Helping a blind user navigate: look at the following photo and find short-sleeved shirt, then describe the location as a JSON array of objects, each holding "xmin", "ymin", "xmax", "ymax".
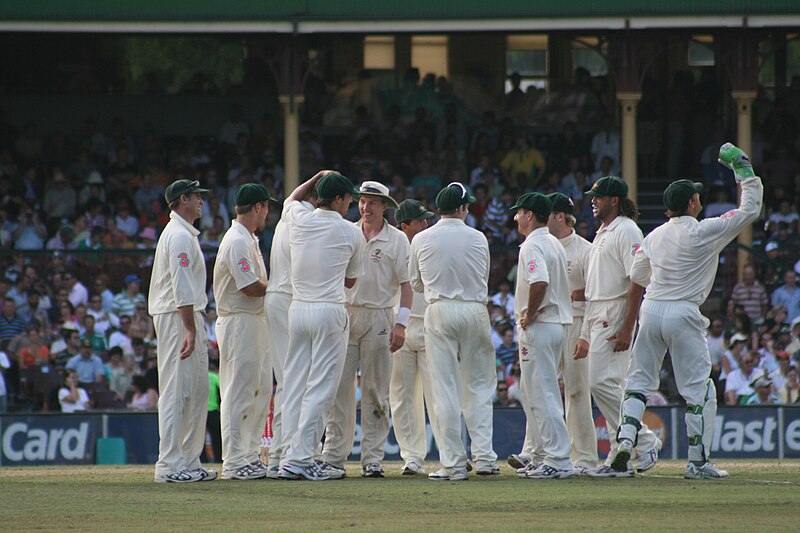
[
  {"xmin": 347, "ymin": 220, "xmax": 410, "ymax": 309},
  {"xmin": 558, "ymin": 230, "xmax": 591, "ymax": 317},
  {"xmin": 213, "ymin": 220, "xmax": 267, "ymax": 316},
  {"xmin": 514, "ymin": 227, "xmax": 573, "ymax": 325},
  {"xmin": 267, "ymin": 219, "xmax": 292, "ymax": 296},
  {"xmin": 66, "ymin": 353, "xmax": 105, "ymax": 382},
  {"xmin": 283, "ymin": 201, "xmax": 364, "ymax": 304},
  {"xmin": 148, "ymin": 211, "xmax": 208, "ymax": 315},
  {"xmin": 59, "ymin": 387, "xmax": 90, "ymax": 413},
  {"xmin": 410, "ymin": 218, "xmax": 490, "ymax": 305},
  {"xmin": 585, "ymin": 215, "xmax": 643, "ymax": 302},
  {"xmin": 112, "ymin": 291, "xmax": 146, "ymax": 318}
]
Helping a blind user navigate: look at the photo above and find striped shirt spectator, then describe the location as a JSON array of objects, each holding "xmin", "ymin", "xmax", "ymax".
[
  {"xmin": 112, "ymin": 274, "xmax": 146, "ymax": 318},
  {"xmin": 0, "ymin": 298, "xmax": 28, "ymax": 341},
  {"xmin": 731, "ymin": 265, "xmax": 769, "ymax": 324}
]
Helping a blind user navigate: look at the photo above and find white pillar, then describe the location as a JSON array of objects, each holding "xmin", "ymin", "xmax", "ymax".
[
  {"xmin": 279, "ymin": 95, "xmax": 305, "ymax": 196},
  {"xmin": 617, "ymin": 92, "xmax": 641, "ymax": 203},
  {"xmin": 732, "ymin": 90, "xmax": 757, "ymax": 282}
]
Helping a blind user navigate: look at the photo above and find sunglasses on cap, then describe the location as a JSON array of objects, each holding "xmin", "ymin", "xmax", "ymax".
[{"xmin": 447, "ymin": 182, "xmax": 468, "ymax": 198}]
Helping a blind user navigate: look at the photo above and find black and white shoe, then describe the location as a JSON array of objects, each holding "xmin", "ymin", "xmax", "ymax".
[
  {"xmin": 279, "ymin": 462, "xmax": 330, "ymax": 481},
  {"xmin": 361, "ymin": 462, "xmax": 385, "ymax": 478}
]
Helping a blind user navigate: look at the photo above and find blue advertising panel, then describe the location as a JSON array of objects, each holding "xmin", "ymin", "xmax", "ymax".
[
  {"xmin": 783, "ymin": 407, "xmax": 800, "ymax": 459},
  {"xmin": 106, "ymin": 413, "xmax": 160, "ymax": 465},
  {"xmin": 0, "ymin": 414, "xmax": 99, "ymax": 466},
  {"xmin": 675, "ymin": 407, "xmax": 781, "ymax": 459}
]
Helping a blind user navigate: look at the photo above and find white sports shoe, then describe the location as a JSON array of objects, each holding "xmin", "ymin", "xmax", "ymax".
[
  {"xmin": 361, "ymin": 463, "xmax": 385, "ymax": 478},
  {"xmin": 475, "ymin": 462, "xmax": 501, "ymax": 476},
  {"xmin": 610, "ymin": 439, "xmax": 634, "ymax": 473},
  {"xmin": 266, "ymin": 464, "xmax": 280, "ymax": 479},
  {"xmin": 221, "ymin": 463, "xmax": 266, "ymax": 480},
  {"xmin": 684, "ymin": 462, "xmax": 729, "ymax": 479},
  {"xmin": 401, "ymin": 461, "xmax": 425, "ymax": 475},
  {"xmin": 507, "ymin": 454, "xmax": 531, "ymax": 470},
  {"xmin": 279, "ymin": 462, "xmax": 330, "ymax": 481},
  {"xmin": 155, "ymin": 468, "xmax": 204, "ymax": 483},
  {"xmin": 428, "ymin": 467, "xmax": 468, "ymax": 481},
  {"xmin": 526, "ymin": 464, "xmax": 575, "ymax": 480},
  {"xmin": 587, "ymin": 464, "xmax": 634, "ymax": 478},
  {"xmin": 637, "ymin": 439, "xmax": 662, "ymax": 472},
  {"xmin": 319, "ymin": 461, "xmax": 347, "ymax": 480}
]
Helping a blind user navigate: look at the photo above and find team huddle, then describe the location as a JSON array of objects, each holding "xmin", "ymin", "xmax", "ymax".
[{"xmin": 148, "ymin": 142, "xmax": 763, "ymax": 483}]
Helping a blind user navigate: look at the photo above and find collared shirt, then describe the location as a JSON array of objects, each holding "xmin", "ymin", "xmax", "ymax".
[
  {"xmin": 66, "ymin": 353, "xmax": 105, "ymax": 382},
  {"xmin": 630, "ymin": 178, "xmax": 763, "ymax": 305},
  {"xmin": 213, "ymin": 220, "xmax": 268, "ymax": 316},
  {"xmin": 410, "ymin": 218, "xmax": 490, "ymax": 305},
  {"xmin": 0, "ymin": 313, "xmax": 27, "ymax": 340},
  {"xmin": 283, "ymin": 201, "xmax": 364, "ymax": 304},
  {"xmin": 514, "ymin": 227, "xmax": 573, "ymax": 325},
  {"xmin": 585, "ymin": 215, "xmax": 643, "ymax": 302},
  {"xmin": 348, "ymin": 220, "xmax": 410, "ymax": 309},
  {"xmin": 266, "ymin": 219, "xmax": 292, "ymax": 296},
  {"xmin": 558, "ymin": 230, "xmax": 591, "ymax": 317},
  {"xmin": 771, "ymin": 284, "xmax": 800, "ymax": 324},
  {"xmin": 148, "ymin": 210, "xmax": 208, "ymax": 315}
]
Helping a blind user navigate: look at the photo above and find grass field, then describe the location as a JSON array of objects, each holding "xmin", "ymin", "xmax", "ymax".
[{"xmin": 2, "ymin": 460, "xmax": 799, "ymax": 532}]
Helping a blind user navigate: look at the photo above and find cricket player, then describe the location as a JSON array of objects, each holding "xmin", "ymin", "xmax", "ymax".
[
  {"xmin": 264, "ymin": 217, "xmax": 292, "ymax": 479},
  {"xmin": 322, "ymin": 181, "xmax": 412, "ymax": 479},
  {"xmin": 576, "ymin": 176, "xmax": 661, "ymax": 477},
  {"xmin": 279, "ymin": 171, "xmax": 365, "ymax": 481},
  {"xmin": 610, "ymin": 143, "xmax": 763, "ymax": 479},
  {"xmin": 150, "ymin": 178, "xmax": 214, "ymax": 483},
  {"xmin": 546, "ymin": 192, "xmax": 598, "ymax": 473},
  {"xmin": 389, "ymin": 199, "xmax": 436, "ymax": 476},
  {"xmin": 410, "ymin": 182, "xmax": 499, "ymax": 481},
  {"xmin": 214, "ymin": 183, "xmax": 275, "ymax": 480},
  {"xmin": 511, "ymin": 192, "xmax": 574, "ymax": 479}
]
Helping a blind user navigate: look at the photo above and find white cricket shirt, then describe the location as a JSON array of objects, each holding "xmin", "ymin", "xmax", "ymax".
[
  {"xmin": 213, "ymin": 220, "xmax": 267, "ymax": 316},
  {"xmin": 585, "ymin": 215, "xmax": 643, "ymax": 302},
  {"xmin": 267, "ymin": 219, "xmax": 292, "ymax": 296},
  {"xmin": 558, "ymin": 230, "xmax": 591, "ymax": 317},
  {"xmin": 347, "ymin": 220, "xmax": 410, "ymax": 309},
  {"xmin": 514, "ymin": 227, "xmax": 573, "ymax": 325}
]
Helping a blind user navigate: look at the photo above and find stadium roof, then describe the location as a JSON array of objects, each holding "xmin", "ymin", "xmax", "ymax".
[{"xmin": 1, "ymin": 0, "xmax": 798, "ymax": 33}]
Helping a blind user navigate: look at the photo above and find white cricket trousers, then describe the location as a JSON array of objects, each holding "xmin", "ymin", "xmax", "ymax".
[
  {"xmin": 586, "ymin": 299, "xmax": 658, "ymax": 457},
  {"xmin": 626, "ymin": 300, "xmax": 711, "ymax": 406},
  {"xmin": 562, "ymin": 317, "xmax": 598, "ymax": 468},
  {"xmin": 324, "ymin": 306, "xmax": 393, "ymax": 467},
  {"xmin": 265, "ymin": 291, "xmax": 291, "ymax": 465},
  {"xmin": 519, "ymin": 322, "xmax": 573, "ymax": 471},
  {"xmin": 389, "ymin": 316, "xmax": 436, "ymax": 466},
  {"xmin": 153, "ymin": 311, "xmax": 209, "ymax": 477},
  {"xmin": 217, "ymin": 311, "xmax": 271, "ymax": 473},
  {"xmin": 282, "ymin": 301, "xmax": 348, "ymax": 467},
  {"xmin": 424, "ymin": 300, "xmax": 497, "ymax": 469},
  {"xmin": 517, "ymin": 318, "xmax": 598, "ymax": 468}
]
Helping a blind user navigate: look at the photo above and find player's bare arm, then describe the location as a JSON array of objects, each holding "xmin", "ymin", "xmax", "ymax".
[
  {"xmin": 608, "ymin": 281, "xmax": 644, "ymax": 352},
  {"xmin": 571, "ymin": 288, "xmax": 586, "ymax": 302},
  {"xmin": 240, "ymin": 279, "xmax": 267, "ymax": 297},
  {"xmin": 287, "ymin": 169, "xmax": 336, "ymax": 203},
  {"xmin": 390, "ymin": 281, "xmax": 412, "ymax": 352},
  {"xmin": 177, "ymin": 304, "xmax": 196, "ymax": 359}
]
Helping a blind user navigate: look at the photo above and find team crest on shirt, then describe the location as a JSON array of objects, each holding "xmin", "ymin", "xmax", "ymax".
[
  {"xmin": 238, "ymin": 258, "xmax": 251, "ymax": 272},
  {"xmin": 370, "ymin": 248, "xmax": 383, "ymax": 263},
  {"xmin": 632, "ymin": 243, "xmax": 641, "ymax": 256},
  {"xmin": 721, "ymin": 210, "xmax": 736, "ymax": 220},
  {"xmin": 566, "ymin": 260, "xmax": 573, "ymax": 274},
  {"xmin": 528, "ymin": 260, "xmax": 537, "ymax": 273},
  {"xmin": 602, "ymin": 321, "xmax": 609, "ymax": 329},
  {"xmin": 177, "ymin": 252, "xmax": 190, "ymax": 267},
  {"xmin": 521, "ymin": 346, "xmax": 529, "ymax": 361}
]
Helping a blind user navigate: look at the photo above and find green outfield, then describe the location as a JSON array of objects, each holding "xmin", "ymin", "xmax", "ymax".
[{"xmin": 2, "ymin": 460, "xmax": 799, "ymax": 531}]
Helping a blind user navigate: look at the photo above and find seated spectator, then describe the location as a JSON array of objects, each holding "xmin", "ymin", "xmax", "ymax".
[
  {"xmin": 0, "ymin": 297, "xmax": 28, "ymax": 344},
  {"xmin": 777, "ymin": 364, "xmax": 799, "ymax": 404},
  {"xmin": 731, "ymin": 264, "xmax": 769, "ymax": 326},
  {"xmin": 92, "ymin": 274, "xmax": 115, "ymax": 314},
  {"xmin": 130, "ymin": 302, "xmax": 154, "ymax": 341},
  {"xmin": 771, "ymin": 270, "xmax": 800, "ymax": 324},
  {"xmin": 703, "ymin": 187, "xmax": 736, "ymax": 218},
  {"xmin": 65, "ymin": 338, "xmax": 105, "ymax": 384},
  {"xmin": 500, "ymin": 132, "xmax": 546, "ymax": 186},
  {"xmin": 114, "ymin": 201, "xmax": 139, "ymax": 239},
  {"xmin": 64, "ymin": 270, "xmax": 88, "ymax": 308},
  {"xmin": 112, "ymin": 274, "xmax": 146, "ymax": 318},
  {"xmin": 108, "ymin": 314, "xmax": 134, "ymax": 358},
  {"xmin": 58, "ymin": 369, "xmax": 91, "ymax": 413},
  {"xmin": 743, "ymin": 375, "xmax": 777, "ymax": 405},
  {"xmin": 82, "ymin": 314, "xmax": 107, "ymax": 354},
  {"xmin": 43, "ymin": 171, "xmax": 77, "ymax": 224},
  {"xmin": 17, "ymin": 326, "xmax": 50, "ymax": 368},
  {"xmin": 128, "ymin": 375, "xmax": 158, "ymax": 410},
  {"xmin": 724, "ymin": 350, "xmax": 762, "ymax": 405},
  {"xmin": 493, "ymin": 382, "xmax": 520, "ymax": 408},
  {"xmin": 11, "ymin": 204, "xmax": 46, "ymax": 250},
  {"xmin": 495, "ymin": 327, "xmax": 518, "ymax": 370},
  {"xmin": 490, "ymin": 279, "xmax": 515, "ymax": 318},
  {"xmin": 107, "ymin": 347, "xmax": 134, "ymax": 399}
]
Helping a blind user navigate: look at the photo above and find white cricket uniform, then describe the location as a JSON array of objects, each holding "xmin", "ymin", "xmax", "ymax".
[
  {"xmin": 622, "ymin": 178, "xmax": 763, "ymax": 458},
  {"xmin": 265, "ymin": 219, "xmax": 292, "ymax": 466},
  {"xmin": 514, "ymin": 227, "xmax": 573, "ymax": 471},
  {"xmin": 582, "ymin": 215, "xmax": 659, "ymax": 457},
  {"xmin": 149, "ymin": 210, "xmax": 209, "ymax": 479},
  {"xmin": 213, "ymin": 220, "xmax": 271, "ymax": 475},
  {"xmin": 410, "ymin": 218, "xmax": 497, "ymax": 470},
  {"xmin": 389, "ymin": 277, "xmax": 436, "ymax": 467},
  {"xmin": 281, "ymin": 201, "xmax": 365, "ymax": 468},
  {"xmin": 323, "ymin": 220, "xmax": 409, "ymax": 467}
]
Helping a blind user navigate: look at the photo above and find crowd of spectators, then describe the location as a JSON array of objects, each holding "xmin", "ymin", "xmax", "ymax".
[{"xmin": 0, "ymin": 67, "xmax": 799, "ymax": 411}]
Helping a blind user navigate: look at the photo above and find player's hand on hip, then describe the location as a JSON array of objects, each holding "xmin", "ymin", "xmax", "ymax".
[
  {"xmin": 180, "ymin": 330, "xmax": 196, "ymax": 360},
  {"xmin": 573, "ymin": 339, "xmax": 589, "ymax": 359},
  {"xmin": 389, "ymin": 324, "xmax": 406, "ymax": 353},
  {"xmin": 608, "ymin": 329, "xmax": 632, "ymax": 352}
]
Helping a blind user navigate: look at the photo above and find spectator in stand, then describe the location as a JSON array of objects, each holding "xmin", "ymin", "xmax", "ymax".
[
  {"xmin": 0, "ymin": 297, "xmax": 27, "ymax": 346},
  {"xmin": 495, "ymin": 327, "xmax": 518, "ymax": 370},
  {"xmin": 17, "ymin": 326, "xmax": 50, "ymax": 368},
  {"xmin": 490, "ymin": 279, "xmax": 515, "ymax": 319},
  {"xmin": 12, "ymin": 204, "xmax": 46, "ymax": 250},
  {"xmin": 707, "ymin": 318, "xmax": 726, "ymax": 392},
  {"xmin": 703, "ymin": 187, "xmax": 737, "ymax": 218},
  {"xmin": 500, "ymin": 132, "xmax": 546, "ymax": 187},
  {"xmin": 128, "ymin": 375, "xmax": 159, "ymax": 410},
  {"xmin": 82, "ymin": 314, "xmax": 107, "ymax": 354},
  {"xmin": 112, "ymin": 274, "xmax": 146, "ymax": 318},
  {"xmin": 771, "ymin": 351, "xmax": 793, "ymax": 393},
  {"xmin": 131, "ymin": 301, "xmax": 154, "ymax": 342},
  {"xmin": 108, "ymin": 314, "xmax": 134, "ymax": 358},
  {"xmin": 92, "ymin": 274, "xmax": 114, "ymax": 314},
  {"xmin": 589, "ymin": 155, "xmax": 614, "ymax": 186},
  {"xmin": 200, "ymin": 193, "xmax": 231, "ymax": 231},
  {"xmin": 77, "ymin": 226, "xmax": 105, "ymax": 263},
  {"xmin": 787, "ymin": 318, "xmax": 800, "ymax": 356},
  {"xmin": 763, "ymin": 305, "xmax": 790, "ymax": 338},
  {"xmin": 589, "ymin": 114, "xmax": 621, "ymax": 175},
  {"xmin": 78, "ymin": 171, "xmax": 105, "ymax": 208},
  {"xmin": 483, "ymin": 188, "xmax": 514, "ymax": 241},
  {"xmin": 108, "ymin": 347, "xmax": 135, "ymax": 400},
  {"xmin": 766, "ymin": 199, "xmax": 799, "ymax": 236},
  {"xmin": 63, "ymin": 270, "xmax": 88, "ymax": 308},
  {"xmin": 493, "ymin": 382, "xmax": 521, "ymax": 407},
  {"xmin": 52, "ymin": 328, "xmax": 81, "ymax": 371},
  {"xmin": 6, "ymin": 267, "xmax": 34, "ymax": 320},
  {"xmin": 46, "ymin": 225, "xmax": 78, "ymax": 251},
  {"xmin": 43, "ymin": 171, "xmax": 78, "ymax": 225},
  {"xmin": 58, "ymin": 369, "xmax": 91, "ymax": 413},
  {"xmin": 771, "ymin": 270, "xmax": 800, "ymax": 324},
  {"xmin": 743, "ymin": 375, "xmax": 777, "ymax": 405},
  {"xmin": 66, "ymin": 338, "xmax": 105, "ymax": 384},
  {"xmin": 87, "ymin": 291, "xmax": 117, "ymax": 336},
  {"xmin": 778, "ymin": 364, "xmax": 799, "ymax": 404},
  {"xmin": 115, "ymin": 201, "xmax": 139, "ymax": 239},
  {"xmin": 725, "ymin": 350, "xmax": 763, "ymax": 405},
  {"xmin": 134, "ymin": 173, "xmax": 165, "ymax": 215},
  {"xmin": 0, "ymin": 350, "xmax": 9, "ymax": 412},
  {"xmin": 731, "ymin": 265, "xmax": 769, "ymax": 325}
]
